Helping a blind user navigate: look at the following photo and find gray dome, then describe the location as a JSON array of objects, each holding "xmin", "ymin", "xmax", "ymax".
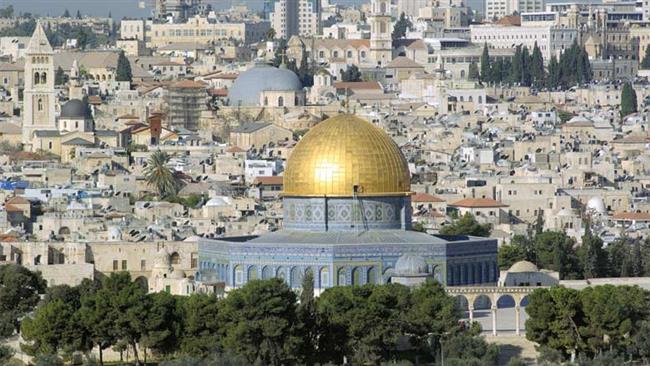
[
  {"xmin": 60, "ymin": 99, "xmax": 91, "ymax": 119},
  {"xmin": 395, "ymin": 254, "xmax": 429, "ymax": 276},
  {"xmin": 228, "ymin": 63, "xmax": 303, "ymax": 107}
]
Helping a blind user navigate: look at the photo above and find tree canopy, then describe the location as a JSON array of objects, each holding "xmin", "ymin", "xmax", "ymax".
[
  {"xmin": 391, "ymin": 12, "xmax": 412, "ymax": 41},
  {"xmin": 620, "ymin": 82, "xmax": 638, "ymax": 117},
  {"xmin": 115, "ymin": 51, "xmax": 133, "ymax": 82},
  {"xmin": 440, "ymin": 212, "xmax": 492, "ymax": 237}
]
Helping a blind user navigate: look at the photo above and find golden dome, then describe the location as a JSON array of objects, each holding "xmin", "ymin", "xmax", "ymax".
[{"xmin": 283, "ymin": 114, "xmax": 411, "ymax": 197}]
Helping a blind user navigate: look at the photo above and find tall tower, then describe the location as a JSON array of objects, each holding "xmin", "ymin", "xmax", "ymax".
[
  {"xmin": 370, "ymin": 0, "xmax": 393, "ymax": 67},
  {"xmin": 23, "ymin": 21, "xmax": 56, "ymax": 147}
]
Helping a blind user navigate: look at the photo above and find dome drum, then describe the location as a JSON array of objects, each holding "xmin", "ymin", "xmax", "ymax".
[{"xmin": 283, "ymin": 196, "xmax": 412, "ymax": 232}]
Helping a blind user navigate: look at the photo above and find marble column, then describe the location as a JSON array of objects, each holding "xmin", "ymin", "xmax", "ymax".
[
  {"xmin": 515, "ymin": 305, "xmax": 521, "ymax": 336},
  {"xmin": 468, "ymin": 303, "xmax": 474, "ymax": 323},
  {"xmin": 491, "ymin": 305, "xmax": 498, "ymax": 336}
]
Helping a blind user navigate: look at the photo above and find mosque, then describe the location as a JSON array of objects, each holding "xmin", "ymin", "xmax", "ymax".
[{"xmin": 197, "ymin": 114, "xmax": 498, "ymax": 293}]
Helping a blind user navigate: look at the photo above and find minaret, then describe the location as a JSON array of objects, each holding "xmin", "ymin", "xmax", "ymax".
[
  {"xmin": 23, "ymin": 21, "xmax": 56, "ymax": 148},
  {"xmin": 369, "ymin": 0, "xmax": 393, "ymax": 67}
]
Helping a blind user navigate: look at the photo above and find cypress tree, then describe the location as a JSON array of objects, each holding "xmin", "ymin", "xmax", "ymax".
[
  {"xmin": 530, "ymin": 42, "xmax": 545, "ymax": 88},
  {"xmin": 546, "ymin": 55, "xmax": 559, "ymax": 89},
  {"xmin": 468, "ymin": 61, "xmax": 479, "ymax": 80},
  {"xmin": 642, "ymin": 45, "xmax": 650, "ymax": 69},
  {"xmin": 480, "ymin": 43, "xmax": 491, "ymax": 83},
  {"xmin": 620, "ymin": 82, "xmax": 638, "ymax": 117},
  {"xmin": 510, "ymin": 46, "xmax": 523, "ymax": 85},
  {"xmin": 115, "ymin": 51, "xmax": 132, "ymax": 82},
  {"xmin": 521, "ymin": 46, "xmax": 531, "ymax": 86}
]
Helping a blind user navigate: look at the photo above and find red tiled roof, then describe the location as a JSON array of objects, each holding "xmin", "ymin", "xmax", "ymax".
[
  {"xmin": 412, "ymin": 192, "xmax": 445, "ymax": 203},
  {"xmin": 612, "ymin": 212, "xmax": 650, "ymax": 221},
  {"xmin": 451, "ymin": 198, "xmax": 508, "ymax": 208}
]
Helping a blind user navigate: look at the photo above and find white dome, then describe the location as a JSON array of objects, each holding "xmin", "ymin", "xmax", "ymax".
[
  {"xmin": 395, "ymin": 254, "xmax": 429, "ymax": 276},
  {"xmin": 587, "ymin": 196, "xmax": 606, "ymax": 214},
  {"xmin": 107, "ymin": 226, "xmax": 122, "ymax": 241},
  {"xmin": 508, "ymin": 260, "xmax": 539, "ymax": 273},
  {"xmin": 205, "ymin": 196, "xmax": 230, "ymax": 207}
]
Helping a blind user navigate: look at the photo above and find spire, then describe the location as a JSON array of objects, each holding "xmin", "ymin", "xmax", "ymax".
[{"xmin": 26, "ymin": 21, "xmax": 53, "ymax": 55}]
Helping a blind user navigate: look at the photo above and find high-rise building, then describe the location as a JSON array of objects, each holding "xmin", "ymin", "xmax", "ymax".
[
  {"xmin": 270, "ymin": 0, "xmax": 320, "ymax": 39},
  {"xmin": 370, "ymin": 0, "xmax": 393, "ymax": 66},
  {"xmin": 485, "ymin": 0, "xmax": 544, "ymax": 20},
  {"xmin": 152, "ymin": 0, "xmax": 204, "ymax": 21},
  {"xmin": 23, "ymin": 21, "xmax": 56, "ymax": 147}
]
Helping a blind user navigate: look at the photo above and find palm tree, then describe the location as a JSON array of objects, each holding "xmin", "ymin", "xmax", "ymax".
[{"xmin": 144, "ymin": 150, "xmax": 181, "ymax": 198}]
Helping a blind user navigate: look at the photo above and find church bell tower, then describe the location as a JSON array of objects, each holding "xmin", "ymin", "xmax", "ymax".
[
  {"xmin": 23, "ymin": 21, "xmax": 56, "ymax": 147},
  {"xmin": 369, "ymin": 0, "xmax": 393, "ymax": 67}
]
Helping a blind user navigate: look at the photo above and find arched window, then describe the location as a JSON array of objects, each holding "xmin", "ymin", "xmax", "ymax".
[
  {"xmin": 380, "ymin": 1, "xmax": 387, "ymax": 13},
  {"xmin": 290, "ymin": 267, "xmax": 303, "ymax": 288},
  {"xmin": 320, "ymin": 267, "xmax": 329, "ymax": 288},
  {"xmin": 461, "ymin": 70, "xmax": 466, "ymax": 79},
  {"xmin": 337, "ymin": 267, "xmax": 347, "ymax": 286},
  {"xmin": 380, "ymin": 21, "xmax": 386, "ymax": 34},
  {"xmin": 278, "ymin": 96, "xmax": 284, "ymax": 107},
  {"xmin": 34, "ymin": 72, "xmax": 40, "ymax": 85},
  {"xmin": 478, "ymin": 96, "xmax": 483, "ymax": 104},
  {"xmin": 361, "ymin": 51, "xmax": 367, "ymax": 58},
  {"xmin": 248, "ymin": 266, "xmax": 258, "ymax": 281},
  {"xmin": 170, "ymin": 252, "xmax": 180, "ymax": 264},
  {"xmin": 75, "ymin": 121, "xmax": 79, "ymax": 129},
  {"xmin": 333, "ymin": 51, "xmax": 339, "ymax": 58},
  {"xmin": 347, "ymin": 50, "xmax": 353, "ymax": 58},
  {"xmin": 40, "ymin": 72, "xmax": 47, "ymax": 84},
  {"xmin": 261, "ymin": 266, "xmax": 272, "ymax": 279},
  {"xmin": 351, "ymin": 267, "xmax": 361, "ymax": 286},
  {"xmin": 319, "ymin": 50, "xmax": 325, "ymax": 58},
  {"xmin": 48, "ymin": 141, "xmax": 52, "ymax": 150},
  {"xmin": 264, "ymin": 97, "xmax": 268, "ymax": 106},
  {"xmin": 37, "ymin": 98, "xmax": 43, "ymax": 111},
  {"xmin": 234, "ymin": 265, "xmax": 244, "ymax": 285},
  {"xmin": 469, "ymin": 96, "xmax": 473, "ymax": 102},
  {"xmin": 367, "ymin": 267, "xmax": 377, "ymax": 284}
]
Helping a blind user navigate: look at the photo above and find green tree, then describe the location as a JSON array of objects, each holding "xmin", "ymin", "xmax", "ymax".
[
  {"xmin": 533, "ymin": 231, "xmax": 580, "ymax": 279},
  {"xmin": 530, "ymin": 42, "xmax": 545, "ymax": 88},
  {"xmin": 405, "ymin": 281, "xmax": 459, "ymax": 361},
  {"xmin": 480, "ymin": 43, "xmax": 491, "ymax": 83},
  {"xmin": 298, "ymin": 271, "xmax": 319, "ymax": 365},
  {"xmin": 521, "ymin": 46, "xmax": 532, "ymax": 86},
  {"xmin": 546, "ymin": 55, "xmax": 560, "ymax": 89},
  {"xmin": 78, "ymin": 284, "xmax": 116, "ymax": 365},
  {"xmin": 219, "ymin": 278, "xmax": 302, "ymax": 366},
  {"xmin": 0, "ymin": 5, "xmax": 14, "ymax": 18},
  {"xmin": 577, "ymin": 222, "xmax": 608, "ymax": 278},
  {"xmin": 620, "ymin": 82, "xmax": 637, "ymax": 117},
  {"xmin": 0, "ymin": 264, "xmax": 46, "ymax": 338},
  {"xmin": 443, "ymin": 331, "xmax": 499, "ymax": 365},
  {"xmin": 76, "ymin": 10, "xmax": 82, "ymax": 19},
  {"xmin": 498, "ymin": 243, "xmax": 526, "ymax": 270},
  {"xmin": 632, "ymin": 320, "xmax": 650, "ymax": 362},
  {"xmin": 115, "ymin": 51, "xmax": 132, "ymax": 82},
  {"xmin": 440, "ymin": 212, "xmax": 492, "ymax": 237},
  {"xmin": 0, "ymin": 345, "xmax": 14, "ymax": 364},
  {"xmin": 54, "ymin": 66, "xmax": 69, "ymax": 85},
  {"xmin": 179, "ymin": 294, "xmax": 221, "ymax": 357},
  {"xmin": 579, "ymin": 285, "xmax": 648, "ymax": 357},
  {"xmin": 340, "ymin": 64, "xmax": 362, "ymax": 82},
  {"xmin": 62, "ymin": 9, "xmax": 71, "ymax": 18},
  {"xmin": 144, "ymin": 150, "xmax": 182, "ymax": 198},
  {"xmin": 108, "ymin": 273, "xmax": 148, "ymax": 364},
  {"xmin": 265, "ymin": 28, "xmax": 276, "ymax": 41},
  {"xmin": 20, "ymin": 298, "xmax": 88, "ymax": 356},
  {"xmin": 642, "ymin": 45, "xmax": 650, "ymax": 69},
  {"xmin": 140, "ymin": 292, "xmax": 181, "ymax": 361},
  {"xmin": 468, "ymin": 61, "xmax": 479, "ymax": 81},
  {"xmin": 510, "ymin": 46, "xmax": 523, "ymax": 85},
  {"xmin": 526, "ymin": 286, "xmax": 584, "ymax": 360},
  {"xmin": 392, "ymin": 12, "xmax": 412, "ymax": 41}
]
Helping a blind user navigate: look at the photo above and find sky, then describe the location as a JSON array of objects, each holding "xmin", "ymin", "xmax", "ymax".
[{"xmin": 4, "ymin": 0, "xmax": 369, "ymax": 19}]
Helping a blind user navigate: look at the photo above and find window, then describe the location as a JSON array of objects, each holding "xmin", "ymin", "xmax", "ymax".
[
  {"xmin": 41, "ymin": 72, "xmax": 46, "ymax": 84},
  {"xmin": 141, "ymin": 260, "xmax": 146, "ymax": 271},
  {"xmin": 113, "ymin": 260, "xmax": 118, "ymax": 270},
  {"xmin": 37, "ymin": 98, "xmax": 43, "ymax": 111},
  {"xmin": 34, "ymin": 72, "xmax": 40, "ymax": 85},
  {"xmin": 121, "ymin": 260, "xmax": 127, "ymax": 270},
  {"xmin": 278, "ymin": 96, "xmax": 284, "ymax": 107}
]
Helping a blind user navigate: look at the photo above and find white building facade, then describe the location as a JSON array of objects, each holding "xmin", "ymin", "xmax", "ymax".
[{"xmin": 470, "ymin": 25, "xmax": 577, "ymax": 60}]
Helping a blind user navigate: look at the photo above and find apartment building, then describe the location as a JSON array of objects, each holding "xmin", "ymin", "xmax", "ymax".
[
  {"xmin": 485, "ymin": 0, "xmax": 545, "ymax": 20},
  {"xmin": 270, "ymin": 0, "xmax": 320, "ymax": 39},
  {"xmin": 470, "ymin": 24, "xmax": 577, "ymax": 60}
]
